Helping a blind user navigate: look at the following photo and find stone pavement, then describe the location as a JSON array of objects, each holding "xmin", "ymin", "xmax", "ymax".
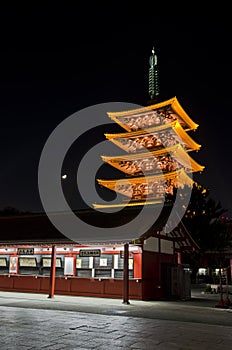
[{"xmin": 0, "ymin": 289, "xmax": 231, "ymax": 349}]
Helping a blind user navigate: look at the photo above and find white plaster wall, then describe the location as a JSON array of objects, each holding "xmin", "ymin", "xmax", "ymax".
[
  {"xmin": 161, "ymin": 239, "xmax": 173, "ymax": 254},
  {"xmin": 143, "ymin": 237, "xmax": 159, "ymax": 252},
  {"xmin": 143, "ymin": 237, "xmax": 174, "ymax": 254}
]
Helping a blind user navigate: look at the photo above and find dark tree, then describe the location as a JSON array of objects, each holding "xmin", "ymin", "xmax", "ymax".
[
  {"xmin": 179, "ymin": 183, "xmax": 232, "ymax": 282},
  {"xmin": 182, "ymin": 183, "xmax": 229, "ymax": 251},
  {"xmin": 0, "ymin": 206, "xmax": 31, "ymax": 216}
]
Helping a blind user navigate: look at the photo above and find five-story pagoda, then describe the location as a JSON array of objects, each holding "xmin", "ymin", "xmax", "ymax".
[{"xmin": 94, "ymin": 48, "xmax": 204, "ymax": 210}]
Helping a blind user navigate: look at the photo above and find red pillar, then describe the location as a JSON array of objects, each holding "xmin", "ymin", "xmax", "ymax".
[
  {"xmin": 133, "ymin": 253, "xmax": 142, "ymax": 279},
  {"xmin": 177, "ymin": 252, "xmax": 181, "ymax": 265},
  {"xmin": 123, "ymin": 243, "xmax": 130, "ymax": 304},
  {"xmin": 48, "ymin": 245, "xmax": 56, "ymax": 298}
]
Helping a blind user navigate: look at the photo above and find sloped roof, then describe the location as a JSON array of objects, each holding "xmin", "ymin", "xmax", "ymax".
[
  {"xmin": 107, "ymin": 97, "xmax": 198, "ymax": 132},
  {"xmin": 105, "ymin": 121, "xmax": 201, "ymax": 153},
  {"xmin": 101, "ymin": 144, "xmax": 204, "ymax": 176},
  {"xmin": 151, "ymin": 220, "xmax": 200, "ymax": 252},
  {"xmin": 0, "ymin": 207, "xmax": 164, "ymax": 245},
  {"xmin": 97, "ymin": 168, "xmax": 194, "ymax": 201},
  {"xmin": 0, "ymin": 206, "xmax": 199, "ymax": 253}
]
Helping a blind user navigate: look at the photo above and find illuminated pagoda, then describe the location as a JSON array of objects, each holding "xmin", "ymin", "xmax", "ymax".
[{"xmin": 94, "ymin": 48, "xmax": 204, "ymax": 209}]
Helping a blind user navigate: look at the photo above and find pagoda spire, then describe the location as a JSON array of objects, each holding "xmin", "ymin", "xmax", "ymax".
[{"xmin": 148, "ymin": 47, "xmax": 160, "ymax": 104}]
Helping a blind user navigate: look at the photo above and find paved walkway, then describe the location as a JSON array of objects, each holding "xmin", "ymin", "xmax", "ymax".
[{"xmin": 0, "ymin": 290, "xmax": 231, "ymax": 349}]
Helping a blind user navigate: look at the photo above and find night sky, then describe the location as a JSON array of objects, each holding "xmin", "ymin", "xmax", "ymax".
[{"xmin": 1, "ymin": 10, "xmax": 232, "ymax": 216}]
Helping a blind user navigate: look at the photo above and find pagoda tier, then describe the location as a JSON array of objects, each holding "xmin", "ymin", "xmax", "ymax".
[
  {"xmin": 97, "ymin": 168, "xmax": 194, "ymax": 202},
  {"xmin": 101, "ymin": 144, "xmax": 204, "ymax": 176},
  {"xmin": 105, "ymin": 121, "xmax": 201, "ymax": 153},
  {"xmin": 107, "ymin": 97, "xmax": 198, "ymax": 132}
]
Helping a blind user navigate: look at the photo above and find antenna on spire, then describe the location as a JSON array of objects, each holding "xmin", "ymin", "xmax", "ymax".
[{"xmin": 148, "ymin": 46, "xmax": 160, "ymax": 104}]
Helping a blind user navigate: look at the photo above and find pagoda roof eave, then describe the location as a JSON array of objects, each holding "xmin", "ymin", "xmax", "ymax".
[
  {"xmin": 93, "ymin": 199, "xmax": 163, "ymax": 209},
  {"xmin": 105, "ymin": 121, "xmax": 202, "ymax": 153},
  {"xmin": 97, "ymin": 168, "xmax": 195, "ymax": 191},
  {"xmin": 101, "ymin": 144, "xmax": 205, "ymax": 174},
  {"xmin": 107, "ymin": 96, "xmax": 198, "ymax": 131}
]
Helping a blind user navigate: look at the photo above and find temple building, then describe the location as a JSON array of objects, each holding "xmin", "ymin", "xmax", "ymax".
[{"xmin": 0, "ymin": 48, "xmax": 206, "ymax": 301}]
